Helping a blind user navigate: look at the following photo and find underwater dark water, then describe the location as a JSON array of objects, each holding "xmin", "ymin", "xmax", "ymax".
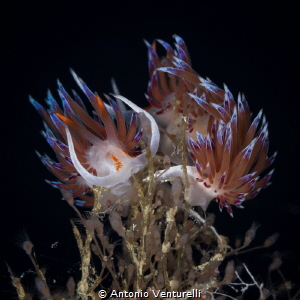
[{"xmin": 1, "ymin": 3, "xmax": 299, "ymax": 299}]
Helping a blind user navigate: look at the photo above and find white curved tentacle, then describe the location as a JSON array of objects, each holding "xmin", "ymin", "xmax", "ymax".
[
  {"xmin": 66, "ymin": 128, "xmax": 142, "ymax": 188},
  {"xmin": 65, "ymin": 95, "xmax": 160, "ymax": 189}
]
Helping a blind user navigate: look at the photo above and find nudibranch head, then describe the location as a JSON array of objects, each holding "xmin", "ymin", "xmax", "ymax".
[{"xmin": 31, "ymin": 70, "xmax": 159, "ymax": 206}]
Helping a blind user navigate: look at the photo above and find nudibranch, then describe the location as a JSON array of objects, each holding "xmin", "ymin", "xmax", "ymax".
[
  {"xmin": 144, "ymin": 35, "xmax": 226, "ymax": 162},
  {"xmin": 31, "ymin": 70, "xmax": 159, "ymax": 207},
  {"xmin": 155, "ymin": 96, "xmax": 276, "ymax": 215},
  {"xmin": 31, "ymin": 35, "xmax": 275, "ymax": 215},
  {"xmin": 149, "ymin": 36, "xmax": 276, "ymax": 215}
]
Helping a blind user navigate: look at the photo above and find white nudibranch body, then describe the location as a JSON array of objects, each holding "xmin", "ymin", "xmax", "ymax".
[{"xmin": 154, "ymin": 166, "xmax": 216, "ymax": 211}]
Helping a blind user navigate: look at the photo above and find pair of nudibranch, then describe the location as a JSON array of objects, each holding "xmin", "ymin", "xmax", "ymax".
[{"xmin": 30, "ymin": 35, "xmax": 276, "ymax": 216}]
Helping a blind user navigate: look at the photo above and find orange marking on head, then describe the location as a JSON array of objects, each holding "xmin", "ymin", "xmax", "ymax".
[{"xmin": 111, "ymin": 155, "xmax": 123, "ymax": 171}]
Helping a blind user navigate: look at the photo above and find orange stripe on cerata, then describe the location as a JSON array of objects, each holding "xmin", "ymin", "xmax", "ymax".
[
  {"xmin": 56, "ymin": 113, "xmax": 80, "ymax": 129},
  {"xmin": 56, "ymin": 113, "xmax": 71, "ymax": 124},
  {"xmin": 111, "ymin": 155, "xmax": 123, "ymax": 171}
]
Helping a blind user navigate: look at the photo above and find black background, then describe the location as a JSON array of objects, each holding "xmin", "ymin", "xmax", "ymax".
[{"xmin": 1, "ymin": 2, "xmax": 299, "ymax": 299}]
